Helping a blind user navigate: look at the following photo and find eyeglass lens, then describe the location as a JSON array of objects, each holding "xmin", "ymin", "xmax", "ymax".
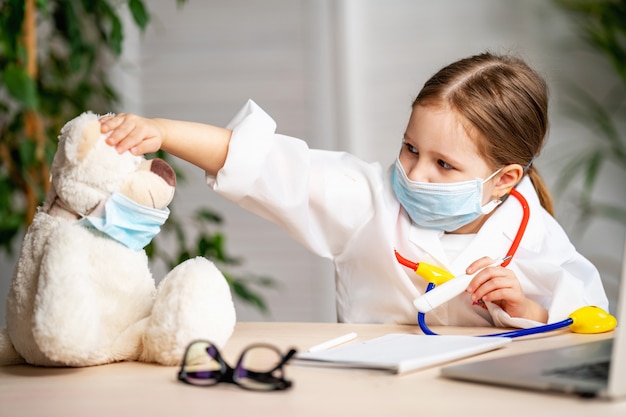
[
  {"xmin": 180, "ymin": 340, "xmax": 294, "ymax": 391},
  {"xmin": 180, "ymin": 341, "xmax": 224, "ymax": 386},
  {"xmin": 236, "ymin": 344, "xmax": 288, "ymax": 390}
]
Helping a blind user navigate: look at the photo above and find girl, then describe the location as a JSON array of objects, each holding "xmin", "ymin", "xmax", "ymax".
[{"xmin": 100, "ymin": 52, "xmax": 608, "ymax": 328}]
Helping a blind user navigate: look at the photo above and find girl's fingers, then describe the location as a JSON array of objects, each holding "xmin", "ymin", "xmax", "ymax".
[
  {"xmin": 469, "ymin": 275, "xmax": 510, "ymax": 302},
  {"xmin": 479, "ymin": 288, "xmax": 514, "ymax": 304},
  {"xmin": 98, "ymin": 114, "xmax": 115, "ymax": 126},
  {"xmin": 129, "ymin": 138, "xmax": 159, "ymax": 156},
  {"xmin": 100, "ymin": 114, "xmax": 143, "ymax": 153},
  {"xmin": 465, "ymin": 256, "xmax": 495, "ymax": 274},
  {"xmin": 99, "ymin": 113, "xmax": 162, "ymax": 155},
  {"xmin": 99, "ymin": 113, "xmax": 127, "ymax": 134},
  {"xmin": 466, "ymin": 264, "xmax": 499, "ymax": 291}
]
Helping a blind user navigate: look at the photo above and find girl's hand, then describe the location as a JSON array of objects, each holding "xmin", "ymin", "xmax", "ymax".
[
  {"xmin": 465, "ymin": 257, "xmax": 548, "ymax": 322},
  {"xmin": 100, "ymin": 113, "xmax": 166, "ymax": 155}
]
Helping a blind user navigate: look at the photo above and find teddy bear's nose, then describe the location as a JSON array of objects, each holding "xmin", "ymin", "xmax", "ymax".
[{"xmin": 150, "ymin": 158, "xmax": 176, "ymax": 187}]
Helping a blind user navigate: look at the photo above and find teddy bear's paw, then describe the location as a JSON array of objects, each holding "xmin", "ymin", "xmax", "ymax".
[
  {"xmin": 0, "ymin": 328, "xmax": 25, "ymax": 366},
  {"xmin": 140, "ymin": 257, "xmax": 236, "ymax": 365}
]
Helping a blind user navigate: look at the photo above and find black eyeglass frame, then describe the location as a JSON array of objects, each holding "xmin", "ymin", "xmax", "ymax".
[{"xmin": 178, "ymin": 340, "xmax": 297, "ymax": 391}]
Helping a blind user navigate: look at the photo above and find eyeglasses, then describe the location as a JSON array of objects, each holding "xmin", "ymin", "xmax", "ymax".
[{"xmin": 178, "ymin": 340, "xmax": 297, "ymax": 391}]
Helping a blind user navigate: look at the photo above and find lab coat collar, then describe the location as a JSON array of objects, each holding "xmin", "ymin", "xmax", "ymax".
[
  {"xmin": 408, "ymin": 226, "xmax": 448, "ymax": 265},
  {"xmin": 408, "ymin": 176, "xmax": 544, "ymax": 274},
  {"xmin": 498, "ymin": 176, "xmax": 545, "ymax": 254}
]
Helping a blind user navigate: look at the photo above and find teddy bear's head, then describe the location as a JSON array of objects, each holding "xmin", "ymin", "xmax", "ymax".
[{"xmin": 45, "ymin": 112, "xmax": 176, "ymax": 250}]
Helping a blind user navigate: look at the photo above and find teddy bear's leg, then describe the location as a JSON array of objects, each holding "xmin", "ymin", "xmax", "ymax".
[
  {"xmin": 32, "ymin": 237, "xmax": 102, "ymax": 364},
  {"xmin": 109, "ymin": 318, "xmax": 149, "ymax": 362},
  {"xmin": 140, "ymin": 257, "xmax": 236, "ymax": 366},
  {"xmin": 0, "ymin": 328, "xmax": 24, "ymax": 365}
]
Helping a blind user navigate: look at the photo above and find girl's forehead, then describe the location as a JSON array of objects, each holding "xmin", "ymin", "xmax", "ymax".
[{"xmin": 406, "ymin": 104, "xmax": 483, "ymax": 157}]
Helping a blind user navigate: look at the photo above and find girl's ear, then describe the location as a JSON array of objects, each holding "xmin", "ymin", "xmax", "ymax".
[{"xmin": 495, "ymin": 164, "xmax": 523, "ymax": 197}]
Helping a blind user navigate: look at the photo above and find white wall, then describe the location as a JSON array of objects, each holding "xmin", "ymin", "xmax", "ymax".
[{"xmin": 1, "ymin": 0, "xmax": 624, "ymax": 325}]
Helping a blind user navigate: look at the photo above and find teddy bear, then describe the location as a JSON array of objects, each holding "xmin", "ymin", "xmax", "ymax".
[{"xmin": 0, "ymin": 112, "xmax": 237, "ymax": 367}]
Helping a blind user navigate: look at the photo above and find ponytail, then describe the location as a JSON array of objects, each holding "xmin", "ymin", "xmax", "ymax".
[{"xmin": 526, "ymin": 167, "xmax": 554, "ymax": 216}]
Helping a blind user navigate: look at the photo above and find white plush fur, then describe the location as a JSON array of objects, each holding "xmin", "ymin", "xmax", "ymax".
[{"xmin": 0, "ymin": 112, "xmax": 236, "ymax": 367}]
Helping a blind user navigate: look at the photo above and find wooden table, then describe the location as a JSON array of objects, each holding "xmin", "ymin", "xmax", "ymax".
[{"xmin": 1, "ymin": 322, "xmax": 624, "ymax": 417}]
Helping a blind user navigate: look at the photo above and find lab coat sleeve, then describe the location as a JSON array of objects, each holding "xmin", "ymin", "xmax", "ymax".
[{"xmin": 205, "ymin": 100, "xmax": 382, "ymax": 258}]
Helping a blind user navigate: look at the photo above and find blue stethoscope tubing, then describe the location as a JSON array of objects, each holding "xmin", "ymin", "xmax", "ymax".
[
  {"xmin": 413, "ymin": 188, "xmax": 574, "ymax": 338},
  {"xmin": 417, "ymin": 282, "xmax": 574, "ymax": 338}
]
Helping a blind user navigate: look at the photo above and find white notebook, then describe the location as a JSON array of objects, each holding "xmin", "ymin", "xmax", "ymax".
[{"xmin": 294, "ymin": 333, "xmax": 511, "ymax": 374}]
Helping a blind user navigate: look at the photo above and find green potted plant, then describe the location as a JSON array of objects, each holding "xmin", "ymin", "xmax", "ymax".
[
  {"xmin": 552, "ymin": 0, "xmax": 626, "ymax": 228},
  {"xmin": 0, "ymin": 0, "xmax": 274, "ymax": 313}
]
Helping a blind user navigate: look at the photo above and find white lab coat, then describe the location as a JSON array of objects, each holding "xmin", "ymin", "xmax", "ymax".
[{"xmin": 207, "ymin": 100, "xmax": 609, "ymax": 328}]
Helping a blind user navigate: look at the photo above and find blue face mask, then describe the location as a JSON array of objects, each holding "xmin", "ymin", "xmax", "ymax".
[
  {"xmin": 392, "ymin": 159, "xmax": 502, "ymax": 232},
  {"xmin": 79, "ymin": 192, "xmax": 170, "ymax": 251}
]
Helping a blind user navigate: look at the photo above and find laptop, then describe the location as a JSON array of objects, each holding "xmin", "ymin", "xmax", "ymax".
[{"xmin": 441, "ymin": 237, "xmax": 626, "ymax": 399}]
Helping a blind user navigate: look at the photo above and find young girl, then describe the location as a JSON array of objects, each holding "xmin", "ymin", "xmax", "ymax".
[{"xmin": 100, "ymin": 52, "xmax": 608, "ymax": 329}]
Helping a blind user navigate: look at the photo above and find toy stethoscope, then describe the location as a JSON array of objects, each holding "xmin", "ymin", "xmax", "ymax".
[{"xmin": 396, "ymin": 188, "xmax": 617, "ymax": 338}]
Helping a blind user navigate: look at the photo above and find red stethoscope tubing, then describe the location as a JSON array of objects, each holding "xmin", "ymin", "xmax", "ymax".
[{"xmin": 500, "ymin": 188, "xmax": 529, "ymax": 266}]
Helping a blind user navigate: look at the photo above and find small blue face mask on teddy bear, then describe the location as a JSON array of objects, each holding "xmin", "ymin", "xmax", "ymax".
[{"xmin": 79, "ymin": 192, "xmax": 170, "ymax": 251}]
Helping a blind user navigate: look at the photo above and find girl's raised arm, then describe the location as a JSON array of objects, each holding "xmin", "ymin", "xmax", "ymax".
[{"xmin": 100, "ymin": 114, "xmax": 232, "ymax": 176}]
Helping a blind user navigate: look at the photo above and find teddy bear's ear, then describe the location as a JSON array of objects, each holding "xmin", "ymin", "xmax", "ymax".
[
  {"xmin": 76, "ymin": 119, "xmax": 102, "ymax": 162},
  {"xmin": 59, "ymin": 112, "xmax": 105, "ymax": 165}
]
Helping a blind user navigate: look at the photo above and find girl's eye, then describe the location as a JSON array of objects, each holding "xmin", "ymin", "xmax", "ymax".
[
  {"xmin": 403, "ymin": 142, "xmax": 418, "ymax": 155},
  {"xmin": 438, "ymin": 159, "xmax": 454, "ymax": 170}
]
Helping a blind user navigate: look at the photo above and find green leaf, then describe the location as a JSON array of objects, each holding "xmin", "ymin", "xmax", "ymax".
[
  {"xmin": 553, "ymin": 148, "xmax": 592, "ymax": 196},
  {"xmin": 109, "ymin": 11, "xmax": 124, "ymax": 56},
  {"xmin": 1, "ymin": 0, "xmax": 26, "ymax": 54},
  {"xmin": 2, "ymin": 64, "xmax": 39, "ymax": 109},
  {"xmin": 592, "ymin": 203, "xmax": 626, "ymax": 224},
  {"xmin": 583, "ymin": 151, "xmax": 604, "ymax": 199},
  {"xmin": 128, "ymin": 0, "xmax": 150, "ymax": 30},
  {"xmin": 195, "ymin": 208, "xmax": 223, "ymax": 224},
  {"xmin": 562, "ymin": 82, "xmax": 621, "ymax": 149},
  {"xmin": 229, "ymin": 278, "xmax": 269, "ymax": 313},
  {"xmin": 17, "ymin": 139, "xmax": 37, "ymax": 168}
]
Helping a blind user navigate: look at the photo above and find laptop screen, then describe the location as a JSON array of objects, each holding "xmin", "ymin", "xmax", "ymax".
[{"xmin": 607, "ymin": 237, "xmax": 626, "ymax": 397}]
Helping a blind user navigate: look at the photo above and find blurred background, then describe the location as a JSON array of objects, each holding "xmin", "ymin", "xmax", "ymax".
[{"xmin": 1, "ymin": 0, "xmax": 625, "ymax": 324}]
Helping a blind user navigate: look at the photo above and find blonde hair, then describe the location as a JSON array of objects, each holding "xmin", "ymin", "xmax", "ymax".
[{"xmin": 413, "ymin": 52, "xmax": 554, "ymax": 215}]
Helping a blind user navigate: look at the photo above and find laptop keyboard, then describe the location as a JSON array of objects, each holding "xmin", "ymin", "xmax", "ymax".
[{"xmin": 544, "ymin": 361, "xmax": 610, "ymax": 382}]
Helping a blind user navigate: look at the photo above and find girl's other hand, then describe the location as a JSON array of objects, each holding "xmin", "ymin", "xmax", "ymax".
[
  {"xmin": 465, "ymin": 256, "xmax": 548, "ymax": 322},
  {"xmin": 100, "ymin": 113, "xmax": 166, "ymax": 155}
]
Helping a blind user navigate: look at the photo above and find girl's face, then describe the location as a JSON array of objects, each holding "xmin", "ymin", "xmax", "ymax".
[
  {"xmin": 399, "ymin": 104, "xmax": 500, "ymax": 200},
  {"xmin": 398, "ymin": 104, "xmax": 506, "ymax": 233},
  {"xmin": 398, "ymin": 103, "xmax": 523, "ymax": 233},
  {"xmin": 399, "ymin": 104, "xmax": 495, "ymax": 183}
]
